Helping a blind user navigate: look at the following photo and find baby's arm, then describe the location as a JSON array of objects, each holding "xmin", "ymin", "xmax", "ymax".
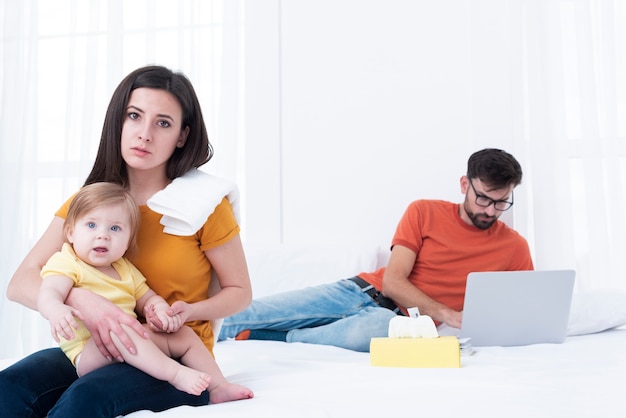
[
  {"xmin": 136, "ymin": 290, "xmax": 182, "ymax": 333},
  {"xmin": 38, "ymin": 275, "xmax": 84, "ymax": 342}
]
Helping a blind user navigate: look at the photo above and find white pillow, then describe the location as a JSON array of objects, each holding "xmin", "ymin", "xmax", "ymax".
[
  {"xmin": 243, "ymin": 242, "xmax": 383, "ymax": 299},
  {"xmin": 567, "ymin": 290, "xmax": 626, "ymax": 336}
]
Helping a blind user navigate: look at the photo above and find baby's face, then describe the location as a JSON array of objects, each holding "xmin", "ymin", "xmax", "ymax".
[{"xmin": 68, "ymin": 203, "xmax": 132, "ymax": 268}]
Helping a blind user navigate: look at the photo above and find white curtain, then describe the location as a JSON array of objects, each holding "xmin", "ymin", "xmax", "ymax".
[
  {"xmin": 0, "ymin": 0, "xmax": 243, "ymax": 359},
  {"xmin": 512, "ymin": 0, "xmax": 626, "ymax": 292}
]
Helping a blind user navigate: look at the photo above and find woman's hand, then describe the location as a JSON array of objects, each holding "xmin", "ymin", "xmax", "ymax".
[
  {"xmin": 144, "ymin": 302, "xmax": 184, "ymax": 333},
  {"xmin": 67, "ymin": 288, "xmax": 149, "ymax": 362},
  {"xmin": 167, "ymin": 300, "xmax": 191, "ymax": 324}
]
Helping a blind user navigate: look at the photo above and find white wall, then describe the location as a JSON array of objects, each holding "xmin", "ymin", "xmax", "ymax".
[{"xmin": 242, "ymin": 0, "xmax": 520, "ymax": 248}]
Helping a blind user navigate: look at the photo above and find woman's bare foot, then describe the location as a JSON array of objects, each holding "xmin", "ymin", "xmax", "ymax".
[
  {"xmin": 209, "ymin": 382, "xmax": 254, "ymax": 404},
  {"xmin": 170, "ymin": 366, "xmax": 211, "ymax": 396}
]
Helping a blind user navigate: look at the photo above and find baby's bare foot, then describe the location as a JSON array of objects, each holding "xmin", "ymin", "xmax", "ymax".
[
  {"xmin": 171, "ymin": 366, "xmax": 211, "ymax": 396},
  {"xmin": 209, "ymin": 382, "xmax": 254, "ymax": 404}
]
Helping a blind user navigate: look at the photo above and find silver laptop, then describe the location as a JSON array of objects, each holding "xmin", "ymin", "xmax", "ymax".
[{"xmin": 460, "ymin": 270, "xmax": 575, "ymax": 347}]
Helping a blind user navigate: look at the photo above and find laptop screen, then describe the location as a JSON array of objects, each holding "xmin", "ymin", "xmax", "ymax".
[{"xmin": 460, "ymin": 270, "xmax": 575, "ymax": 347}]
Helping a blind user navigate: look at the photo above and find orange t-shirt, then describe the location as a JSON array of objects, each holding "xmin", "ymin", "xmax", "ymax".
[
  {"xmin": 358, "ymin": 200, "xmax": 534, "ymax": 313},
  {"xmin": 56, "ymin": 195, "xmax": 239, "ymax": 353}
]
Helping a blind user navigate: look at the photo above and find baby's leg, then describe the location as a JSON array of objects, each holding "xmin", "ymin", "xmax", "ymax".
[
  {"xmin": 75, "ymin": 338, "xmax": 115, "ymax": 377},
  {"xmin": 108, "ymin": 324, "xmax": 210, "ymax": 396},
  {"xmin": 162, "ymin": 326, "xmax": 254, "ymax": 403}
]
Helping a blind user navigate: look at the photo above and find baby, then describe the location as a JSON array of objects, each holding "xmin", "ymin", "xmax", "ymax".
[{"xmin": 38, "ymin": 182, "xmax": 253, "ymax": 402}]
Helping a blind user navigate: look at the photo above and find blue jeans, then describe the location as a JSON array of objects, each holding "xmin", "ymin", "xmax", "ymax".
[
  {"xmin": 0, "ymin": 347, "xmax": 208, "ymax": 418},
  {"xmin": 218, "ymin": 278, "xmax": 397, "ymax": 352}
]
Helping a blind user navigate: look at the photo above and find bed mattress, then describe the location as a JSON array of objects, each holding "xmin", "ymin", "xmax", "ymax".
[{"xmin": 123, "ymin": 328, "xmax": 626, "ymax": 418}]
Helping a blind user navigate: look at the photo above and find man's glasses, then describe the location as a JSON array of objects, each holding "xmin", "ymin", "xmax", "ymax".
[{"xmin": 468, "ymin": 178, "xmax": 514, "ymax": 211}]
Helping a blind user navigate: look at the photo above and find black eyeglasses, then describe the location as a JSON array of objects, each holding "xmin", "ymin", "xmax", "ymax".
[{"xmin": 468, "ymin": 178, "xmax": 514, "ymax": 211}]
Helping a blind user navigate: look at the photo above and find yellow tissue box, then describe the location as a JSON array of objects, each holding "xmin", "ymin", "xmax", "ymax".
[{"xmin": 370, "ymin": 336, "xmax": 460, "ymax": 368}]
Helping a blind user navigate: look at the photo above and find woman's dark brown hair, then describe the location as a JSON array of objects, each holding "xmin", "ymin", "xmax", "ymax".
[{"xmin": 84, "ymin": 66, "xmax": 213, "ymax": 187}]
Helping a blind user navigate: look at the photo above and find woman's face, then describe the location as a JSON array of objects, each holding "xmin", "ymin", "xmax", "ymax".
[{"xmin": 120, "ymin": 87, "xmax": 189, "ymax": 176}]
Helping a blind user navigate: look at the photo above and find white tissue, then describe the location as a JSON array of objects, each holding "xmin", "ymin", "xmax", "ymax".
[{"xmin": 388, "ymin": 315, "xmax": 439, "ymax": 338}]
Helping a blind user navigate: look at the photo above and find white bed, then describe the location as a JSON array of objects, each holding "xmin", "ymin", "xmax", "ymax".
[
  {"xmin": 134, "ymin": 329, "xmax": 626, "ymax": 418},
  {"xmin": 3, "ymin": 242, "xmax": 626, "ymax": 417}
]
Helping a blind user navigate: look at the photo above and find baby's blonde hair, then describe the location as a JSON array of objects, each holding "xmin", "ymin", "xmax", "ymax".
[{"xmin": 64, "ymin": 182, "xmax": 141, "ymax": 253}]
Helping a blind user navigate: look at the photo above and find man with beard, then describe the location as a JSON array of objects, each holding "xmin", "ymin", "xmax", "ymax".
[{"xmin": 219, "ymin": 148, "xmax": 534, "ymax": 352}]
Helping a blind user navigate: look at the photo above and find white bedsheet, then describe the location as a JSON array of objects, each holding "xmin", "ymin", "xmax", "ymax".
[
  {"xmin": 124, "ymin": 328, "xmax": 626, "ymax": 418},
  {"xmin": 1, "ymin": 330, "xmax": 622, "ymax": 417},
  {"xmin": 3, "ymin": 243, "xmax": 624, "ymax": 417}
]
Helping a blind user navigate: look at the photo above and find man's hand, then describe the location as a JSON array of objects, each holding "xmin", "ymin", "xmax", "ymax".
[{"xmin": 439, "ymin": 308, "xmax": 463, "ymax": 329}]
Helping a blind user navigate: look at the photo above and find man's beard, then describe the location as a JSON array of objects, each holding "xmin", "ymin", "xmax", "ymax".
[{"xmin": 464, "ymin": 202, "xmax": 498, "ymax": 230}]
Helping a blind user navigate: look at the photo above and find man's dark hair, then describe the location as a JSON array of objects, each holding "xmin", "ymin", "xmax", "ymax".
[{"xmin": 467, "ymin": 148, "xmax": 522, "ymax": 188}]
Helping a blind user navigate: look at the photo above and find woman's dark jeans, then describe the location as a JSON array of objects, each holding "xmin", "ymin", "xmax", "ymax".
[{"xmin": 0, "ymin": 347, "xmax": 208, "ymax": 417}]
